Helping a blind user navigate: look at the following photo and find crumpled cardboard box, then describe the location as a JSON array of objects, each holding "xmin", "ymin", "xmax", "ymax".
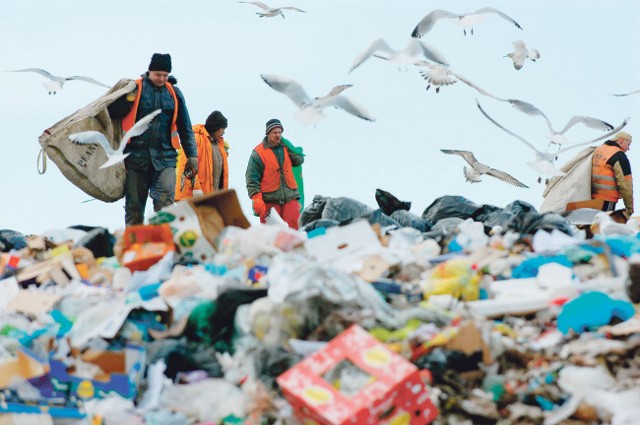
[{"xmin": 277, "ymin": 325, "xmax": 438, "ymax": 425}]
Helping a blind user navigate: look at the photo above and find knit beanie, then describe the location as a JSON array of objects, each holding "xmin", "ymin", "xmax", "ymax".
[
  {"xmin": 148, "ymin": 53, "xmax": 172, "ymax": 72},
  {"xmin": 265, "ymin": 118, "xmax": 283, "ymax": 135},
  {"xmin": 205, "ymin": 110, "xmax": 228, "ymax": 134}
]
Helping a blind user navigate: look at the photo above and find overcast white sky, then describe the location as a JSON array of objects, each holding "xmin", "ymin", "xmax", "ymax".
[{"xmin": 1, "ymin": 0, "xmax": 639, "ymax": 235}]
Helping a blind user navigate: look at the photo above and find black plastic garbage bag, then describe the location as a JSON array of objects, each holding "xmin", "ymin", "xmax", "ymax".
[
  {"xmin": 481, "ymin": 210, "xmax": 517, "ymax": 230},
  {"xmin": 72, "ymin": 226, "xmax": 115, "ymax": 258},
  {"xmin": 422, "ymin": 217, "xmax": 464, "ymax": 241},
  {"xmin": 422, "ymin": 195, "xmax": 481, "ymax": 223},
  {"xmin": 503, "ymin": 200, "xmax": 538, "ymax": 216},
  {"xmin": 471, "ymin": 204, "xmax": 502, "ymax": 222},
  {"xmin": 0, "ymin": 229, "xmax": 27, "ymax": 252},
  {"xmin": 300, "ymin": 219, "xmax": 340, "ymax": 233},
  {"xmin": 365, "ymin": 209, "xmax": 401, "ymax": 229},
  {"xmin": 299, "ymin": 195, "xmax": 329, "ymax": 227},
  {"xmin": 184, "ymin": 288, "xmax": 268, "ymax": 353},
  {"xmin": 518, "ymin": 212, "xmax": 573, "ymax": 235},
  {"xmin": 146, "ymin": 339, "xmax": 223, "ymax": 380},
  {"xmin": 321, "ymin": 197, "xmax": 373, "ymax": 224},
  {"xmin": 375, "ymin": 188, "xmax": 411, "ymax": 216},
  {"xmin": 391, "ymin": 210, "xmax": 432, "ymax": 232}
]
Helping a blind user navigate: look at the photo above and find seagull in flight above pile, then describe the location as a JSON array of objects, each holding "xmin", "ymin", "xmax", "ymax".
[
  {"xmin": 505, "ymin": 40, "xmax": 540, "ymax": 70},
  {"xmin": 411, "ymin": 7, "xmax": 522, "ymax": 38},
  {"xmin": 348, "ymin": 38, "xmax": 448, "ymax": 73},
  {"xmin": 68, "ymin": 109, "xmax": 161, "ymax": 169},
  {"xmin": 10, "ymin": 68, "xmax": 110, "ymax": 95},
  {"xmin": 611, "ymin": 89, "xmax": 640, "ymax": 97},
  {"xmin": 239, "ymin": 1, "xmax": 305, "ymax": 18},
  {"xmin": 260, "ymin": 74, "xmax": 375, "ymax": 125},
  {"xmin": 441, "ymin": 149, "xmax": 529, "ymax": 188},
  {"xmin": 476, "ymin": 99, "xmax": 629, "ymax": 183}
]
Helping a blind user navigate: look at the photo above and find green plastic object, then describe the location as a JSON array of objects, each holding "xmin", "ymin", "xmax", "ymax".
[{"xmin": 282, "ymin": 137, "xmax": 305, "ymax": 211}]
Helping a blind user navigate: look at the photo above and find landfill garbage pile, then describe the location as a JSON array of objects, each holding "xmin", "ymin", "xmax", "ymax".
[{"xmin": 1, "ymin": 189, "xmax": 639, "ymax": 425}]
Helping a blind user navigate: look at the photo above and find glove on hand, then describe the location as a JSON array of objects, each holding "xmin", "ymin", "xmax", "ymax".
[
  {"xmin": 251, "ymin": 193, "xmax": 266, "ymax": 218},
  {"xmin": 186, "ymin": 157, "xmax": 198, "ymax": 176}
]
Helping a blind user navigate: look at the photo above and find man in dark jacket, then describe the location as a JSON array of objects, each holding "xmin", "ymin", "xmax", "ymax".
[
  {"xmin": 108, "ymin": 53, "xmax": 198, "ymax": 225},
  {"xmin": 245, "ymin": 119, "xmax": 304, "ymax": 229},
  {"xmin": 591, "ymin": 131, "xmax": 633, "ymax": 217}
]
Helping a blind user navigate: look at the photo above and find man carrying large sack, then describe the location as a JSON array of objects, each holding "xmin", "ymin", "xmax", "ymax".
[
  {"xmin": 591, "ymin": 131, "xmax": 634, "ymax": 218},
  {"xmin": 108, "ymin": 53, "xmax": 198, "ymax": 225}
]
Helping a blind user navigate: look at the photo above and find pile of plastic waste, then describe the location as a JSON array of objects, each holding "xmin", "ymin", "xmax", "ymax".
[{"xmin": 1, "ymin": 189, "xmax": 639, "ymax": 425}]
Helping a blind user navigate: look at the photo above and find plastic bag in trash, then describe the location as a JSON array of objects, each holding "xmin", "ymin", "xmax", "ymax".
[
  {"xmin": 364, "ymin": 209, "xmax": 401, "ymax": 229},
  {"xmin": 391, "ymin": 209, "xmax": 432, "ymax": 232},
  {"xmin": 422, "ymin": 195, "xmax": 482, "ymax": 223},
  {"xmin": 374, "ymin": 188, "xmax": 411, "ymax": 216},
  {"xmin": 0, "ymin": 229, "xmax": 27, "ymax": 252},
  {"xmin": 299, "ymin": 218, "xmax": 340, "ymax": 233},
  {"xmin": 300, "ymin": 195, "xmax": 329, "ymax": 227},
  {"xmin": 321, "ymin": 197, "xmax": 373, "ymax": 224}
]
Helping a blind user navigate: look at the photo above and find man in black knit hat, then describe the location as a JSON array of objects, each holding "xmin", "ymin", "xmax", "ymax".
[
  {"xmin": 175, "ymin": 110, "xmax": 230, "ymax": 200},
  {"xmin": 245, "ymin": 118, "xmax": 304, "ymax": 229},
  {"xmin": 108, "ymin": 53, "xmax": 198, "ymax": 225}
]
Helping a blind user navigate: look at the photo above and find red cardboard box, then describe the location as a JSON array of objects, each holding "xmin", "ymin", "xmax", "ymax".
[{"xmin": 277, "ymin": 325, "xmax": 438, "ymax": 425}]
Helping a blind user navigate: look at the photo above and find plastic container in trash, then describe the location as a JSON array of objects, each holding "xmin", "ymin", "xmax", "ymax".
[{"xmin": 422, "ymin": 258, "xmax": 480, "ymax": 301}]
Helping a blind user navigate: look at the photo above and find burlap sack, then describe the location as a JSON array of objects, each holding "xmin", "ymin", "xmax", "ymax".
[
  {"xmin": 540, "ymin": 147, "xmax": 595, "ymax": 213},
  {"xmin": 38, "ymin": 78, "xmax": 136, "ymax": 202}
]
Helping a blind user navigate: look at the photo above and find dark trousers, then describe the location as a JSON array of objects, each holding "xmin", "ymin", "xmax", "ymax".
[
  {"xmin": 124, "ymin": 166, "xmax": 176, "ymax": 225},
  {"xmin": 602, "ymin": 201, "xmax": 617, "ymax": 212}
]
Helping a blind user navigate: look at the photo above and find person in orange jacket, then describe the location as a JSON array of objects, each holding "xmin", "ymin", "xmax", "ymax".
[
  {"xmin": 245, "ymin": 118, "xmax": 304, "ymax": 228},
  {"xmin": 175, "ymin": 110, "xmax": 229, "ymax": 201},
  {"xmin": 591, "ymin": 131, "xmax": 634, "ymax": 217}
]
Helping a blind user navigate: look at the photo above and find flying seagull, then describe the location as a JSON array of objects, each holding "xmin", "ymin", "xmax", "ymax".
[
  {"xmin": 411, "ymin": 7, "xmax": 522, "ymax": 38},
  {"xmin": 348, "ymin": 38, "xmax": 448, "ymax": 73},
  {"xmin": 505, "ymin": 40, "xmax": 540, "ymax": 70},
  {"xmin": 239, "ymin": 1, "xmax": 305, "ymax": 18},
  {"xmin": 476, "ymin": 99, "xmax": 629, "ymax": 183},
  {"xmin": 260, "ymin": 74, "xmax": 375, "ymax": 125},
  {"xmin": 413, "ymin": 60, "xmax": 502, "ymax": 96},
  {"xmin": 498, "ymin": 99, "xmax": 614, "ymax": 148},
  {"xmin": 447, "ymin": 82, "xmax": 616, "ymax": 148},
  {"xmin": 441, "ymin": 149, "xmax": 529, "ymax": 188},
  {"xmin": 611, "ymin": 89, "xmax": 640, "ymax": 97},
  {"xmin": 10, "ymin": 68, "xmax": 110, "ymax": 95},
  {"xmin": 68, "ymin": 109, "xmax": 162, "ymax": 169}
]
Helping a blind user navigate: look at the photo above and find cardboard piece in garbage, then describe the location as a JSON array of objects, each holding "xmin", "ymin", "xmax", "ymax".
[
  {"xmin": 150, "ymin": 189, "xmax": 250, "ymax": 262},
  {"xmin": 277, "ymin": 325, "xmax": 438, "ymax": 425}
]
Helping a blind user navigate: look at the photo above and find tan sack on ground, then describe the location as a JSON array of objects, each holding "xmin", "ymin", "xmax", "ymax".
[
  {"xmin": 540, "ymin": 147, "xmax": 595, "ymax": 213},
  {"xmin": 38, "ymin": 78, "xmax": 136, "ymax": 202}
]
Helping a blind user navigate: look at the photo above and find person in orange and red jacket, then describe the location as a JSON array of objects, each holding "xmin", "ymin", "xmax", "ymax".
[
  {"xmin": 245, "ymin": 118, "xmax": 304, "ymax": 229},
  {"xmin": 591, "ymin": 131, "xmax": 634, "ymax": 218},
  {"xmin": 107, "ymin": 53, "xmax": 198, "ymax": 225},
  {"xmin": 175, "ymin": 110, "xmax": 229, "ymax": 201}
]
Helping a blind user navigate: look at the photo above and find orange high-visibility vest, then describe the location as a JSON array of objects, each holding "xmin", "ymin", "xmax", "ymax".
[
  {"xmin": 254, "ymin": 143, "xmax": 297, "ymax": 193},
  {"xmin": 175, "ymin": 125, "xmax": 229, "ymax": 201},
  {"xmin": 121, "ymin": 78, "xmax": 180, "ymax": 150},
  {"xmin": 592, "ymin": 144, "xmax": 622, "ymax": 201}
]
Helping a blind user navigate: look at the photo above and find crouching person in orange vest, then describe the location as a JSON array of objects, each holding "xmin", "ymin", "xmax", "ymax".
[
  {"xmin": 107, "ymin": 53, "xmax": 198, "ymax": 225},
  {"xmin": 175, "ymin": 110, "xmax": 229, "ymax": 200},
  {"xmin": 591, "ymin": 131, "xmax": 634, "ymax": 218},
  {"xmin": 245, "ymin": 119, "xmax": 304, "ymax": 229}
]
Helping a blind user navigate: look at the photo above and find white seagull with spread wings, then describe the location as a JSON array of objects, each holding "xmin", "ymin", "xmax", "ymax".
[
  {"xmin": 348, "ymin": 38, "xmax": 448, "ymax": 73},
  {"xmin": 68, "ymin": 109, "xmax": 162, "ymax": 169},
  {"xmin": 239, "ymin": 1, "xmax": 305, "ymax": 18},
  {"xmin": 441, "ymin": 149, "xmax": 529, "ymax": 188},
  {"xmin": 11, "ymin": 68, "xmax": 110, "ymax": 95},
  {"xmin": 505, "ymin": 40, "xmax": 540, "ymax": 70},
  {"xmin": 261, "ymin": 74, "xmax": 375, "ymax": 125},
  {"xmin": 476, "ymin": 99, "xmax": 629, "ymax": 183},
  {"xmin": 411, "ymin": 7, "xmax": 522, "ymax": 38}
]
